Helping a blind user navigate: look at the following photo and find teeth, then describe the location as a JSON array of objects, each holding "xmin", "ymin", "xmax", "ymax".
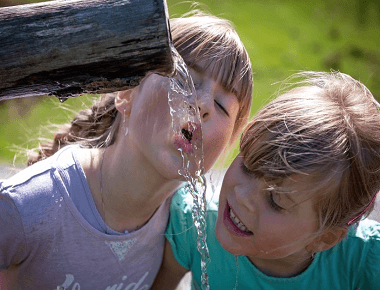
[{"xmin": 229, "ymin": 209, "xmax": 252, "ymax": 233}]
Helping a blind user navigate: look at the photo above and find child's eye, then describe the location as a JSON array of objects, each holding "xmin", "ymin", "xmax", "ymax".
[
  {"xmin": 268, "ymin": 191, "xmax": 284, "ymax": 212},
  {"xmin": 215, "ymin": 100, "xmax": 229, "ymax": 116},
  {"xmin": 240, "ymin": 162, "xmax": 253, "ymax": 175},
  {"xmin": 193, "ymin": 81, "xmax": 201, "ymax": 89}
]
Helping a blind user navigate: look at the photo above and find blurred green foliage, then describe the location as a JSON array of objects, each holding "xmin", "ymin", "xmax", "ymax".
[{"xmin": 1, "ymin": 0, "xmax": 379, "ymax": 167}]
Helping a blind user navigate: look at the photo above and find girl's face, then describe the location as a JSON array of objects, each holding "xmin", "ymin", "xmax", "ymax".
[
  {"xmin": 126, "ymin": 67, "xmax": 240, "ymax": 180},
  {"xmin": 215, "ymin": 155, "xmax": 319, "ymax": 272}
]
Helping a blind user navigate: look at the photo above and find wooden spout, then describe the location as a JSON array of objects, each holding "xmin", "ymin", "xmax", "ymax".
[{"xmin": 0, "ymin": 0, "xmax": 174, "ymax": 101}]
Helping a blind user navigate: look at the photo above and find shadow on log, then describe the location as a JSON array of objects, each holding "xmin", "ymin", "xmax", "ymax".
[{"xmin": 0, "ymin": 0, "xmax": 174, "ymax": 102}]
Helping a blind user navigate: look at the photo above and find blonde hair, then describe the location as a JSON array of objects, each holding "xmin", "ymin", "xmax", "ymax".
[
  {"xmin": 241, "ymin": 71, "xmax": 380, "ymax": 232},
  {"xmin": 171, "ymin": 12, "xmax": 253, "ymax": 143},
  {"xmin": 27, "ymin": 12, "xmax": 253, "ymax": 165}
]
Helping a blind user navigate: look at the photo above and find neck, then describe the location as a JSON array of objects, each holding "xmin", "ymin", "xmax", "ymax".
[
  {"xmin": 248, "ymin": 252, "xmax": 313, "ymax": 278},
  {"xmin": 82, "ymin": 144, "xmax": 183, "ymax": 233}
]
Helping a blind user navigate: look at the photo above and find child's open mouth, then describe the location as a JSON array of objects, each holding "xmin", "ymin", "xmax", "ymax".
[
  {"xmin": 174, "ymin": 122, "xmax": 200, "ymax": 154},
  {"xmin": 181, "ymin": 128, "xmax": 193, "ymax": 142},
  {"xmin": 223, "ymin": 202, "xmax": 253, "ymax": 237}
]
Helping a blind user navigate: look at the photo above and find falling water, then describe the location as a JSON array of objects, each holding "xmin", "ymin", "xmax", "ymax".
[
  {"xmin": 167, "ymin": 44, "xmax": 210, "ymax": 290},
  {"xmin": 233, "ymin": 256, "xmax": 239, "ymax": 290}
]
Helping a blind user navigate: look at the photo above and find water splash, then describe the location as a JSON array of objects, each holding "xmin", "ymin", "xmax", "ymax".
[
  {"xmin": 167, "ymin": 44, "xmax": 210, "ymax": 290},
  {"xmin": 233, "ymin": 255, "xmax": 239, "ymax": 290}
]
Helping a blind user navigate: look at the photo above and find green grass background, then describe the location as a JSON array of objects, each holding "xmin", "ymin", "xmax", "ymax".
[{"xmin": 1, "ymin": 0, "xmax": 379, "ymax": 167}]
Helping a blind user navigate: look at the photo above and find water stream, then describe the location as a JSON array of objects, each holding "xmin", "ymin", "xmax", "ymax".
[
  {"xmin": 54, "ymin": 43, "xmax": 212, "ymax": 290},
  {"xmin": 167, "ymin": 44, "xmax": 210, "ymax": 290},
  {"xmin": 234, "ymin": 256, "xmax": 239, "ymax": 290}
]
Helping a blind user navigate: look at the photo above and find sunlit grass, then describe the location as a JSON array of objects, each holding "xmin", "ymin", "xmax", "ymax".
[
  {"xmin": 1, "ymin": 0, "xmax": 379, "ymax": 167},
  {"xmin": 0, "ymin": 95, "xmax": 96, "ymax": 164}
]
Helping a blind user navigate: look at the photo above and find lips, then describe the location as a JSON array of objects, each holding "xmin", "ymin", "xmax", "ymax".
[
  {"xmin": 174, "ymin": 121, "xmax": 201, "ymax": 154},
  {"xmin": 223, "ymin": 202, "xmax": 253, "ymax": 237}
]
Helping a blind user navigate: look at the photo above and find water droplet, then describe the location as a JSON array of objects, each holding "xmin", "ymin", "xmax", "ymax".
[
  {"xmin": 58, "ymin": 96, "xmax": 68, "ymax": 103},
  {"xmin": 168, "ymin": 44, "xmax": 210, "ymax": 290}
]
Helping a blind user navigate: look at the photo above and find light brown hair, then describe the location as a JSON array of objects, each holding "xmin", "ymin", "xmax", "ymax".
[
  {"xmin": 28, "ymin": 12, "xmax": 253, "ymax": 165},
  {"xmin": 171, "ymin": 11, "xmax": 253, "ymax": 143},
  {"xmin": 240, "ymin": 71, "xmax": 380, "ymax": 232},
  {"xmin": 28, "ymin": 11, "xmax": 253, "ymax": 165}
]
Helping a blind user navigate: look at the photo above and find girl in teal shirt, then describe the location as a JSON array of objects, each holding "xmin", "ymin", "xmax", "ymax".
[{"xmin": 153, "ymin": 71, "xmax": 380, "ymax": 290}]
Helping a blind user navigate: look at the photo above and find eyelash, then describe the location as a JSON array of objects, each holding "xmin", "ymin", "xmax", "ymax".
[
  {"xmin": 240, "ymin": 162, "xmax": 253, "ymax": 175},
  {"xmin": 193, "ymin": 81, "xmax": 201, "ymax": 89},
  {"xmin": 190, "ymin": 71, "xmax": 229, "ymax": 116},
  {"xmin": 215, "ymin": 100, "xmax": 229, "ymax": 116},
  {"xmin": 267, "ymin": 191, "xmax": 284, "ymax": 212},
  {"xmin": 240, "ymin": 163, "xmax": 284, "ymax": 212},
  {"xmin": 240, "ymin": 161, "xmax": 284, "ymax": 212}
]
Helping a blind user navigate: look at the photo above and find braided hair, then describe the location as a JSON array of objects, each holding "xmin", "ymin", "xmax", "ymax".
[{"xmin": 27, "ymin": 94, "xmax": 120, "ymax": 165}]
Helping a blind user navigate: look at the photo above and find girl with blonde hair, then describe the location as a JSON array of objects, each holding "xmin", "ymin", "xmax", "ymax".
[
  {"xmin": 155, "ymin": 71, "xmax": 380, "ymax": 290},
  {"xmin": 0, "ymin": 12, "xmax": 253, "ymax": 289}
]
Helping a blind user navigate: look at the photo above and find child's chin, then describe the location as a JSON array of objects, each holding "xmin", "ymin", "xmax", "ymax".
[
  {"xmin": 214, "ymin": 219, "xmax": 225, "ymax": 243},
  {"xmin": 215, "ymin": 220, "xmax": 239, "ymax": 254},
  {"xmin": 216, "ymin": 234, "xmax": 243, "ymax": 256}
]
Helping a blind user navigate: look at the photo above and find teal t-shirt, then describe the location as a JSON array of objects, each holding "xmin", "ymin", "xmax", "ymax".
[{"xmin": 166, "ymin": 188, "xmax": 380, "ymax": 290}]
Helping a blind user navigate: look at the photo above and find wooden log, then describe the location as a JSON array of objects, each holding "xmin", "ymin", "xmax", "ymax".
[{"xmin": 0, "ymin": 0, "xmax": 174, "ymax": 102}]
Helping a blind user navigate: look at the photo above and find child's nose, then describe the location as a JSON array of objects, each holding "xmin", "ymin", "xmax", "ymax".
[
  {"xmin": 196, "ymin": 83, "xmax": 215, "ymax": 121},
  {"xmin": 197, "ymin": 93, "xmax": 212, "ymax": 122},
  {"xmin": 234, "ymin": 184, "xmax": 257, "ymax": 213}
]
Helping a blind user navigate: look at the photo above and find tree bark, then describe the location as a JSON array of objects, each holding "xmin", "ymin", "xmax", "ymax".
[{"xmin": 0, "ymin": 0, "xmax": 174, "ymax": 102}]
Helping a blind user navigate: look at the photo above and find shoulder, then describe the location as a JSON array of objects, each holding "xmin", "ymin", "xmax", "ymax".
[
  {"xmin": 334, "ymin": 219, "xmax": 380, "ymax": 260},
  {"xmin": 333, "ymin": 219, "xmax": 380, "ymax": 288},
  {"xmin": 318, "ymin": 219, "xmax": 380, "ymax": 267},
  {"xmin": 353, "ymin": 219, "xmax": 380, "ymax": 241},
  {"xmin": 166, "ymin": 186, "xmax": 218, "ymax": 268},
  {"xmin": 169, "ymin": 186, "xmax": 218, "ymax": 226},
  {"xmin": 0, "ymin": 185, "xmax": 28, "ymax": 268},
  {"xmin": 0, "ymin": 145, "xmax": 81, "ymax": 223},
  {"xmin": 2, "ymin": 145, "xmax": 78, "ymax": 189},
  {"xmin": 170, "ymin": 186, "xmax": 195, "ymax": 216},
  {"xmin": 1, "ymin": 156, "xmax": 55, "ymax": 209},
  {"xmin": 170, "ymin": 186, "xmax": 219, "ymax": 213},
  {"xmin": 351, "ymin": 219, "xmax": 380, "ymax": 266},
  {"xmin": 168, "ymin": 184, "xmax": 220, "ymax": 232},
  {"xmin": 341, "ymin": 219, "xmax": 380, "ymax": 254},
  {"xmin": 354, "ymin": 219, "xmax": 380, "ymax": 288},
  {"xmin": 2, "ymin": 145, "xmax": 80, "ymax": 192}
]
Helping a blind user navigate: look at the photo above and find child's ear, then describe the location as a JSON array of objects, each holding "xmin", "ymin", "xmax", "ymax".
[
  {"xmin": 115, "ymin": 89, "xmax": 134, "ymax": 115},
  {"xmin": 306, "ymin": 227, "xmax": 348, "ymax": 253}
]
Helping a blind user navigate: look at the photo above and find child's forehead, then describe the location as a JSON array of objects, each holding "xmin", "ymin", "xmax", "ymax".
[{"xmin": 190, "ymin": 61, "xmax": 239, "ymax": 96}]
